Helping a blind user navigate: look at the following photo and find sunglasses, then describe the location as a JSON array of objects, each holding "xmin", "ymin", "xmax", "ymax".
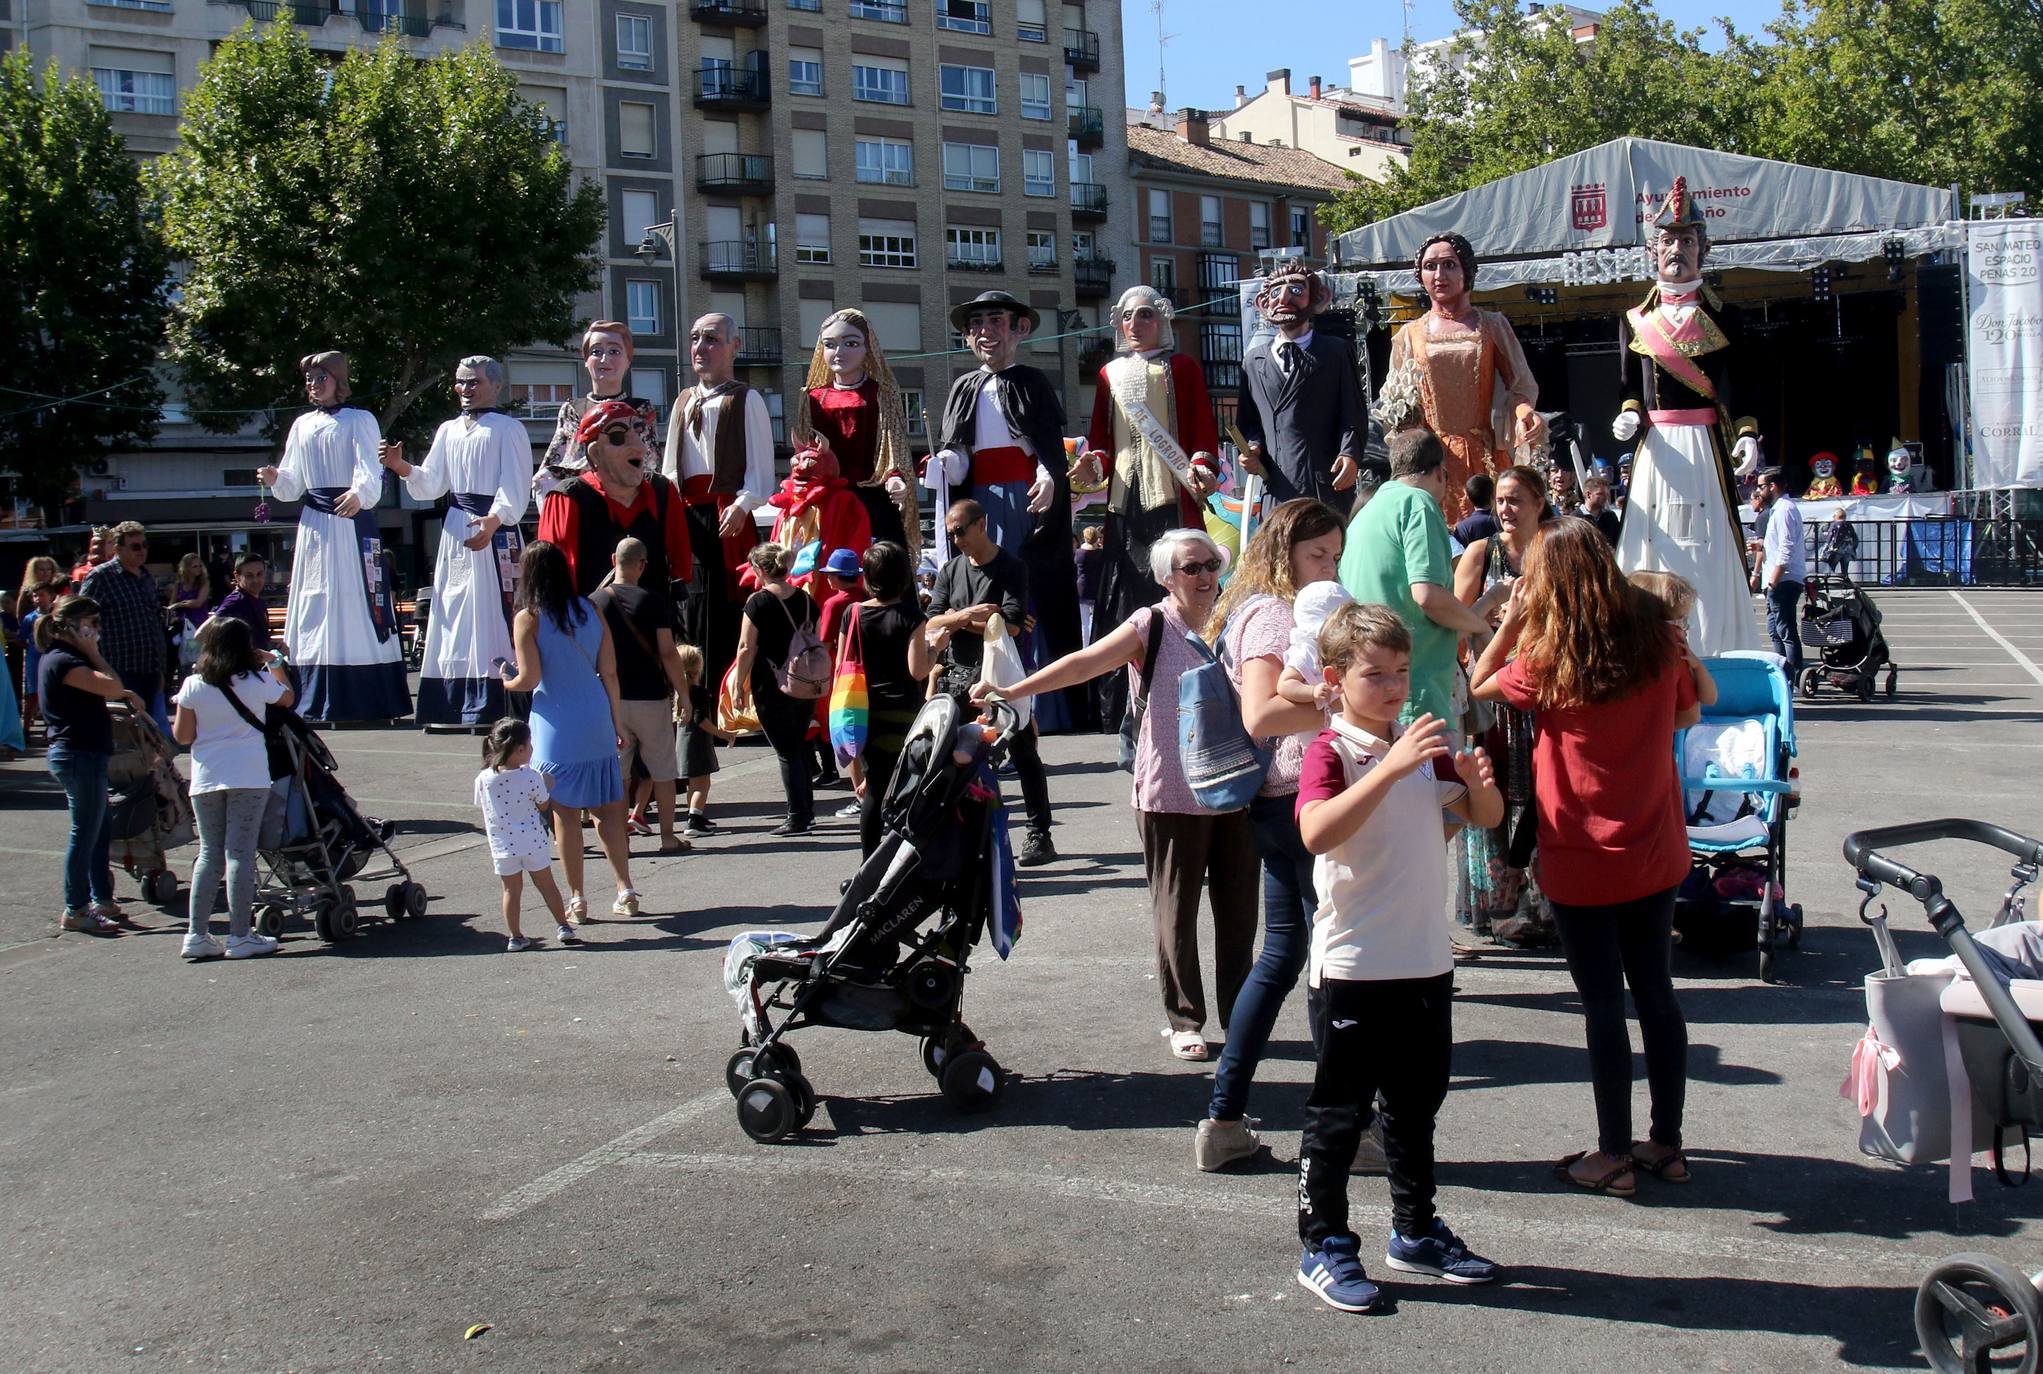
[
  {"xmin": 945, "ymin": 516, "xmax": 983, "ymax": 536},
  {"xmin": 1176, "ymin": 558, "xmax": 1224, "ymax": 576},
  {"xmin": 599, "ymin": 425, "xmax": 635, "ymax": 446}
]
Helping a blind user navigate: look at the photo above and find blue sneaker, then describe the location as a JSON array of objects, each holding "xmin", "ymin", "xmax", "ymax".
[
  {"xmin": 1385, "ymin": 1218, "xmax": 1498, "ymax": 1285},
  {"xmin": 1297, "ymin": 1234, "xmax": 1384, "ymax": 1313}
]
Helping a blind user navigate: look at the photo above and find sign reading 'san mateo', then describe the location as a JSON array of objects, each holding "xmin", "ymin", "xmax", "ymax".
[{"xmin": 1967, "ymin": 221, "xmax": 2043, "ymax": 489}]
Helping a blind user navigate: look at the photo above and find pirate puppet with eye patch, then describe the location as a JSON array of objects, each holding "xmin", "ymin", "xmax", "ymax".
[{"xmin": 535, "ymin": 399, "xmax": 694, "ymax": 607}]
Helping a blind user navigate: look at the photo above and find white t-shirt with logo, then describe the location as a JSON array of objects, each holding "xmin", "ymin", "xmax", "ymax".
[{"xmin": 174, "ymin": 671, "xmax": 289, "ymax": 793}]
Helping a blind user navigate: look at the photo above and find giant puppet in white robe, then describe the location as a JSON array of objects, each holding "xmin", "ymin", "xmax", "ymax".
[
  {"xmin": 384, "ymin": 355, "xmax": 533, "ymax": 726},
  {"xmin": 257, "ymin": 350, "xmax": 412, "ymax": 723}
]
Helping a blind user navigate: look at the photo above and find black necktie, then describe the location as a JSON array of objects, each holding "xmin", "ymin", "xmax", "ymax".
[{"xmin": 1280, "ymin": 341, "xmax": 1303, "ymax": 376}]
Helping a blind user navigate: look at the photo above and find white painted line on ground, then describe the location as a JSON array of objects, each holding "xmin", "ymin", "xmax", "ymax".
[
  {"xmin": 1950, "ymin": 591, "xmax": 2043, "ymax": 688},
  {"xmin": 478, "ymin": 1088, "xmax": 727, "ymax": 1220}
]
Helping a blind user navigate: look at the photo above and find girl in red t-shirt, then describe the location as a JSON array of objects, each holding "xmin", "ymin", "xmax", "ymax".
[{"xmin": 1470, "ymin": 519, "xmax": 1704, "ymax": 1199}]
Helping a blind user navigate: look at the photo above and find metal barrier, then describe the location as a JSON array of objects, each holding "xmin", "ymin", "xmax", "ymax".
[{"xmin": 1799, "ymin": 517, "xmax": 2043, "ymax": 587}]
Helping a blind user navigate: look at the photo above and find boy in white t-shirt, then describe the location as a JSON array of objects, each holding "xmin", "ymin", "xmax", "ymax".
[
  {"xmin": 1292, "ymin": 603, "xmax": 1504, "ymax": 1314},
  {"xmin": 474, "ymin": 718, "xmax": 579, "ymax": 953}
]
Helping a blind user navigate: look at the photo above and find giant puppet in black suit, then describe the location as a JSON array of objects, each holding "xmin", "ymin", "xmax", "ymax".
[{"xmin": 1237, "ymin": 261, "xmax": 1368, "ymax": 515}]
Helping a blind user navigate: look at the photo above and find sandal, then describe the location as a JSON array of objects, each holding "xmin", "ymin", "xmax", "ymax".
[
  {"xmin": 1169, "ymin": 1029, "xmax": 1210, "ymax": 1062},
  {"xmin": 1632, "ymin": 1144, "xmax": 1691, "ymax": 1183},
  {"xmin": 564, "ymin": 893, "xmax": 588, "ymax": 926},
  {"xmin": 1554, "ymin": 1149, "xmax": 1637, "ymax": 1197}
]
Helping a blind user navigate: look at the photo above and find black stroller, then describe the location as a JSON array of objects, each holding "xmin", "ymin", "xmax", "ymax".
[
  {"xmin": 1799, "ymin": 574, "xmax": 1896, "ymax": 702},
  {"xmin": 1845, "ymin": 821, "xmax": 2043, "ymax": 1374},
  {"xmin": 721, "ymin": 696, "xmax": 1024, "ymax": 1144},
  {"xmin": 251, "ymin": 708, "xmax": 428, "ymax": 943}
]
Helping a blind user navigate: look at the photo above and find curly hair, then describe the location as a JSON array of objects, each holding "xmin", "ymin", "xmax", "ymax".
[
  {"xmin": 1203, "ymin": 498, "xmax": 1344, "ymax": 639},
  {"xmin": 1511, "ymin": 519, "xmax": 1674, "ymax": 709},
  {"xmin": 1416, "ymin": 232, "xmax": 1479, "ymax": 287}
]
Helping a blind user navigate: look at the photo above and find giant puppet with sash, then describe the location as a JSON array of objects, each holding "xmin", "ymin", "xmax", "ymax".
[
  {"xmin": 1611, "ymin": 177, "xmax": 1763, "ymax": 656},
  {"xmin": 1076, "ymin": 285, "xmax": 1223, "ymax": 725}
]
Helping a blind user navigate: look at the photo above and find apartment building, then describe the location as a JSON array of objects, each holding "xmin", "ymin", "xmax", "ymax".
[
  {"xmin": 1124, "ymin": 110, "xmax": 1352, "ymax": 436},
  {"xmin": 1207, "ymin": 67, "xmax": 1405, "ymax": 182},
  {"xmin": 666, "ymin": 0, "xmax": 1133, "ymax": 452}
]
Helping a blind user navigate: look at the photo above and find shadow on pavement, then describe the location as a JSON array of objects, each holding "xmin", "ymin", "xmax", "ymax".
[
  {"xmin": 1452, "ymin": 1038, "xmax": 1781, "ymax": 1092},
  {"xmin": 821, "ymin": 1065, "xmax": 1219, "ymax": 1137}
]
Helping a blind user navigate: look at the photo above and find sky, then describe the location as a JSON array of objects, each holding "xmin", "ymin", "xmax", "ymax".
[{"xmin": 1115, "ymin": 0, "xmax": 1786, "ymax": 112}]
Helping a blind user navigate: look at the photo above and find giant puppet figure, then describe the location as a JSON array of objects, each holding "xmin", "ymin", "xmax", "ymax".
[
  {"xmin": 255, "ymin": 351, "xmax": 411, "ymax": 723},
  {"xmin": 762, "ymin": 444, "xmax": 872, "ymax": 587},
  {"xmin": 795, "ymin": 307, "xmax": 919, "ymax": 553},
  {"xmin": 1077, "ymin": 285, "xmax": 1222, "ymax": 725},
  {"xmin": 382, "ymin": 356, "xmax": 531, "ymax": 727},
  {"xmin": 665, "ymin": 312, "xmax": 775, "ymax": 695},
  {"xmin": 1236, "ymin": 260, "xmax": 1365, "ymax": 514},
  {"xmin": 928, "ymin": 289, "xmax": 1082, "ymax": 730},
  {"xmin": 1385, "ymin": 232, "xmax": 1544, "ymax": 527},
  {"xmin": 1612, "ymin": 177, "xmax": 1763, "ymax": 656},
  {"xmin": 537, "ymin": 399, "xmax": 693, "ymax": 599},
  {"xmin": 538, "ymin": 320, "xmax": 663, "ymax": 494}
]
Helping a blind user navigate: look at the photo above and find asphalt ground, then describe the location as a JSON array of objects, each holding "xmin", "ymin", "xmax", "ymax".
[{"xmin": 3, "ymin": 586, "xmax": 2041, "ymax": 1373}]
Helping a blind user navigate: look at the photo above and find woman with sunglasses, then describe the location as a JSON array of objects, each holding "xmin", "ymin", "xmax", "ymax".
[{"xmin": 975, "ymin": 526, "xmax": 1257, "ymax": 1063}]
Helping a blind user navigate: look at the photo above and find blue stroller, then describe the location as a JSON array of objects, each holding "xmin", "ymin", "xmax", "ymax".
[{"xmin": 1677, "ymin": 652, "xmax": 1804, "ymax": 983}]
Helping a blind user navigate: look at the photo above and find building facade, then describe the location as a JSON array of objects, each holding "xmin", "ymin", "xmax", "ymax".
[{"xmin": 1206, "ymin": 67, "xmax": 1404, "ymax": 182}]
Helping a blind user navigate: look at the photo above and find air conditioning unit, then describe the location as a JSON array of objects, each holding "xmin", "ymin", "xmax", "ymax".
[{"xmin": 87, "ymin": 457, "xmax": 113, "ymax": 477}]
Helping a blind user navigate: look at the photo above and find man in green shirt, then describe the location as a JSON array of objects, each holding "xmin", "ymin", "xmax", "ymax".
[{"xmin": 1336, "ymin": 429, "xmax": 1495, "ymax": 730}]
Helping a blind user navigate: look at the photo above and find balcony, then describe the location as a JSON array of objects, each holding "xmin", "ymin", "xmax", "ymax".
[
  {"xmin": 244, "ymin": 0, "xmax": 328, "ymax": 24},
  {"xmin": 1068, "ymin": 104, "xmax": 1104, "ymax": 147},
  {"xmin": 1078, "ymin": 339, "xmax": 1113, "ymax": 373},
  {"xmin": 1147, "ymin": 215, "xmax": 1172, "ymax": 243},
  {"xmin": 1199, "ymin": 223, "xmax": 1224, "ymax": 248},
  {"xmin": 358, "ymin": 5, "xmax": 431, "ymax": 34},
  {"xmin": 691, "ymin": 0, "xmax": 767, "ymax": 24},
  {"xmin": 1073, "ymin": 255, "xmax": 1113, "ymax": 295},
  {"xmin": 693, "ymin": 65, "xmax": 770, "ymax": 112},
  {"xmin": 849, "ymin": 0, "xmax": 906, "ymax": 21},
  {"xmin": 699, "ymin": 240, "xmax": 779, "ymax": 280},
  {"xmin": 1063, "ymin": 26, "xmax": 1099, "ymax": 71},
  {"xmin": 946, "ymin": 253, "xmax": 1003, "ymax": 273},
  {"xmin": 734, "ymin": 327, "xmax": 783, "ymax": 365},
  {"xmin": 1028, "ymin": 254, "xmax": 1058, "ymax": 276},
  {"xmin": 1070, "ymin": 181, "xmax": 1108, "ymax": 219},
  {"xmin": 696, "ymin": 152, "xmax": 775, "ymax": 194}
]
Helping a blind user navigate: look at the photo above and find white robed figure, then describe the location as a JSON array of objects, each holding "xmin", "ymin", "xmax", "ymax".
[
  {"xmin": 256, "ymin": 350, "xmax": 412, "ymax": 723},
  {"xmin": 383, "ymin": 355, "xmax": 533, "ymax": 726}
]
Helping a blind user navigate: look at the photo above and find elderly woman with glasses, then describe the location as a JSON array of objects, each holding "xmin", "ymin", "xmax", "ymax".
[{"xmin": 975, "ymin": 525, "xmax": 1257, "ymax": 1062}]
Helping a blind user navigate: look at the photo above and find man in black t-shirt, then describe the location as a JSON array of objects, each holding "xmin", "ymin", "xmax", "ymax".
[
  {"xmin": 591, "ymin": 537, "xmax": 691, "ymax": 852},
  {"xmin": 926, "ymin": 498, "xmax": 1055, "ymax": 864}
]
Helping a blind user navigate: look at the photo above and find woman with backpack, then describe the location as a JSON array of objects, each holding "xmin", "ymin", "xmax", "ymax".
[
  {"xmin": 729, "ymin": 542, "xmax": 826, "ymax": 837},
  {"xmin": 973, "ymin": 527, "xmax": 1257, "ymax": 1063},
  {"xmin": 501, "ymin": 540, "xmax": 640, "ymax": 923}
]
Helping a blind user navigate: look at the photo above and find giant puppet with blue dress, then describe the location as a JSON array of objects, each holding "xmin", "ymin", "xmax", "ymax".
[
  {"xmin": 380, "ymin": 355, "xmax": 533, "ymax": 726},
  {"xmin": 255, "ymin": 351, "xmax": 411, "ymax": 723}
]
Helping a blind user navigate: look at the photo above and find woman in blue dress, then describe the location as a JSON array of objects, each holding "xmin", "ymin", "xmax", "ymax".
[{"xmin": 501, "ymin": 540, "xmax": 641, "ymax": 924}]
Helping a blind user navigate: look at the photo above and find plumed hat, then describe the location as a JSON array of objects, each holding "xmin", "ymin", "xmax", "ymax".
[{"xmin": 1653, "ymin": 176, "xmax": 1705, "ymax": 234}]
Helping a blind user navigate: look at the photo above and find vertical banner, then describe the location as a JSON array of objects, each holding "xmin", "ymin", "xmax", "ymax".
[{"xmin": 1966, "ymin": 222, "xmax": 2043, "ymax": 489}]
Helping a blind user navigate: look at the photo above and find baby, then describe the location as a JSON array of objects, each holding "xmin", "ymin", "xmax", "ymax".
[
  {"xmin": 1628, "ymin": 570, "xmax": 1717, "ymax": 705},
  {"xmin": 1277, "ymin": 580, "xmax": 1356, "ymax": 712}
]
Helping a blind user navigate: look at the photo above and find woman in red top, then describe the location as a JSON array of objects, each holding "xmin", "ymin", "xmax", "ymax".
[{"xmin": 1470, "ymin": 519, "xmax": 1703, "ymax": 1199}]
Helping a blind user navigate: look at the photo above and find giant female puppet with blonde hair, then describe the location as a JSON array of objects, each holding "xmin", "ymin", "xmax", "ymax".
[{"xmin": 795, "ymin": 307, "xmax": 920, "ymax": 552}]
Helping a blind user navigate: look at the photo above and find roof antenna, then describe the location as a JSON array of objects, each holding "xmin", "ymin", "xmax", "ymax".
[
  {"xmin": 1150, "ymin": 0, "xmax": 1176, "ymax": 107},
  {"xmin": 1401, "ymin": 0, "xmax": 1413, "ymax": 45}
]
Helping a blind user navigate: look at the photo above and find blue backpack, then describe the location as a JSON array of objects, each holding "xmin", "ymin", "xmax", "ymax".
[{"xmin": 1177, "ymin": 630, "xmax": 1272, "ymax": 811}]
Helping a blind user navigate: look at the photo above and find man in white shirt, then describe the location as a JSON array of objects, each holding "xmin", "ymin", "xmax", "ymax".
[{"xmin": 1751, "ymin": 467, "xmax": 1806, "ymax": 674}]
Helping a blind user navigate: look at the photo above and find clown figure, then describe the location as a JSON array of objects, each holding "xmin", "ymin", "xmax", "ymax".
[
  {"xmin": 1850, "ymin": 445, "xmax": 1881, "ymax": 497},
  {"xmin": 1804, "ymin": 452, "xmax": 1843, "ymax": 500},
  {"xmin": 1888, "ymin": 441, "xmax": 1934, "ymax": 493},
  {"xmin": 762, "ymin": 445, "xmax": 872, "ymax": 589}
]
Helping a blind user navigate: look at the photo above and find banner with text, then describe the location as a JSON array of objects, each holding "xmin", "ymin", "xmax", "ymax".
[{"xmin": 1967, "ymin": 221, "xmax": 2043, "ymax": 489}]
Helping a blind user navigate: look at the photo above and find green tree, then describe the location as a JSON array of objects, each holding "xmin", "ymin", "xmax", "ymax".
[
  {"xmin": 0, "ymin": 50, "xmax": 166, "ymax": 520},
  {"xmin": 152, "ymin": 22, "xmax": 606, "ymax": 442}
]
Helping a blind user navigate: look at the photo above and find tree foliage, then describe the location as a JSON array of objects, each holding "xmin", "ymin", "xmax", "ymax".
[
  {"xmin": 152, "ymin": 22, "xmax": 606, "ymax": 441},
  {"xmin": 0, "ymin": 49, "xmax": 167, "ymax": 517},
  {"xmin": 1323, "ymin": 0, "xmax": 2043, "ymax": 234}
]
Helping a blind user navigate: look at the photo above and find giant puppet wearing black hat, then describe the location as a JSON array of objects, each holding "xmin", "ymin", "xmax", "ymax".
[
  {"xmin": 927, "ymin": 289, "xmax": 1084, "ymax": 727},
  {"xmin": 1611, "ymin": 177, "xmax": 1762, "ymax": 656}
]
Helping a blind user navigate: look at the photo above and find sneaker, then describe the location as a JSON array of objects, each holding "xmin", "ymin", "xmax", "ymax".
[
  {"xmin": 835, "ymin": 801, "xmax": 862, "ymax": 819},
  {"xmin": 1351, "ymin": 1117, "xmax": 1390, "ymax": 1176},
  {"xmin": 1016, "ymin": 832, "xmax": 1056, "ymax": 867},
  {"xmin": 556, "ymin": 923, "xmax": 583, "ymax": 946},
  {"xmin": 88, "ymin": 899, "xmax": 127, "ymax": 923},
  {"xmin": 1297, "ymin": 1235, "xmax": 1384, "ymax": 1313},
  {"xmin": 1385, "ymin": 1218, "xmax": 1498, "ymax": 1285},
  {"xmin": 1194, "ymin": 1118, "xmax": 1261, "ymax": 1172},
  {"xmin": 684, "ymin": 812, "xmax": 718, "ymax": 837},
  {"xmin": 770, "ymin": 818, "xmax": 812, "ymax": 837},
  {"xmin": 611, "ymin": 889, "xmax": 641, "ymax": 918},
  {"xmin": 181, "ymin": 933, "xmax": 226, "ymax": 961},
  {"xmin": 225, "ymin": 933, "xmax": 280, "ymax": 960},
  {"xmin": 625, "ymin": 815, "xmax": 653, "ymax": 838},
  {"xmin": 60, "ymin": 910, "xmax": 120, "ymax": 934},
  {"xmin": 506, "ymin": 935, "xmax": 540, "ymax": 952}
]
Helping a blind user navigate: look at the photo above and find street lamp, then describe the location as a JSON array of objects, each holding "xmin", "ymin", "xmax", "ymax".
[{"xmin": 633, "ymin": 217, "xmax": 683, "ymax": 397}]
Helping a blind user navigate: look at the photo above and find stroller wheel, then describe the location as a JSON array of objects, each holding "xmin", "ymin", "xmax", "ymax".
[
  {"xmin": 1758, "ymin": 948, "xmax": 1778, "ymax": 984},
  {"xmin": 255, "ymin": 905, "xmax": 287, "ymax": 939},
  {"xmin": 1886, "ymin": 669, "xmax": 1898, "ymax": 699},
  {"xmin": 146, "ymin": 870, "xmax": 179, "ymax": 905},
  {"xmin": 725, "ymin": 1048, "xmax": 760, "ymax": 1098},
  {"xmin": 1856, "ymin": 675, "xmax": 1876, "ymax": 703},
  {"xmin": 1799, "ymin": 667, "xmax": 1822, "ymax": 700},
  {"xmin": 752, "ymin": 1043, "xmax": 802, "ymax": 1080},
  {"xmin": 736, "ymin": 1076, "xmax": 797, "ymax": 1143},
  {"xmin": 315, "ymin": 890, "xmax": 359, "ymax": 943},
  {"xmin": 403, "ymin": 882, "xmax": 429, "ymax": 919},
  {"xmin": 1787, "ymin": 904, "xmax": 1803, "ymax": 949},
  {"xmin": 384, "ymin": 884, "xmax": 408, "ymax": 921},
  {"xmin": 920, "ymin": 1036, "xmax": 948, "ymax": 1078},
  {"xmin": 1915, "ymin": 1252, "xmax": 2042, "ymax": 1374},
  {"xmin": 786, "ymin": 1072, "xmax": 818, "ymax": 1128},
  {"xmin": 939, "ymin": 1050, "xmax": 1006, "ymax": 1112}
]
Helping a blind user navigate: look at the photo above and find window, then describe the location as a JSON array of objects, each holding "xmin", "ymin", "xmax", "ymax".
[
  {"xmin": 618, "ymin": 102, "xmax": 656, "ymax": 158},
  {"xmin": 947, "ymin": 226, "xmax": 1001, "ymax": 269},
  {"xmin": 626, "ymin": 280, "xmax": 662, "ymax": 335},
  {"xmin": 1249, "ymin": 201, "xmax": 1271, "ymax": 250},
  {"xmin": 526, "ymin": 86, "xmax": 568, "ymax": 145},
  {"xmin": 936, "ymin": 0, "xmax": 989, "ymax": 32},
  {"xmin": 1197, "ymin": 251, "xmax": 1237, "ymax": 294},
  {"xmin": 1072, "ymin": 230, "xmax": 1095, "ymax": 257},
  {"xmin": 620, "ymin": 190, "xmax": 659, "ymax": 244},
  {"xmin": 497, "ymin": 0, "xmax": 564, "ymax": 53},
  {"xmin": 1149, "ymin": 256, "xmax": 1176, "ymax": 292},
  {"xmin": 615, "ymin": 14, "xmax": 652, "ymax": 70},
  {"xmin": 855, "ymin": 137, "xmax": 913, "ymax": 185},
  {"xmin": 90, "ymin": 0, "xmax": 173, "ymax": 11},
  {"xmin": 940, "ymin": 65, "xmax": 996, "ymax": 114},
  {"xmin": 852, "ymin": 61, "xmax": 909, "ymax": 105},
  {"xmin": 849, "ymin": 0, "xmax": 906, "ymax": 20},
  {"xmin": 1016, "ymin": 0, "xmax": 1046, "ymax": 40},
  {"xmin": 792, "ymin": 129, "xmax": 828, "ymax": 178},
  {"xmin": 1027, "ymin": 230, "xmax": 1056, "ymax": 271},
  {"xmin": 1018, "ymin": 72, "xmax": 1051, "ymax": 120},
  {"xmin": 796, "ymin": 213, "xmax": 831, "ymax": 264},
  {"xmin": 942, "ymin": 142, "xmax": 999, "ymax": 192},
  {"xmin": 92, "ymin": 65, "xmax": 174, "ymax": 115},
  {"xmin": 799, "ymin": 299, "xmax": 833, "ymax": 346},
  {"xmin": 789, "ymin": 0, "xmax": 821, "ymax": 9},
  {"xmin": 1148, "ymin": 189, "xmax": 1172, "ymax": 243},
  {"xmin": 788, "ymin": 48, "xmax": 823, "ymax": 97},
  {"xmin": 1200, "ymin": 195, "xmax": 1223, "ymax": 247},
  {"xmin": 1200, "ymin": 322, "xmax": 1243, "ymax": 390},
  {"xmin": 902, "ymin": 389, "xmax": 925, "ymax": 436},
  {"xmin": 858, "ymin": 218, "xmax": 917, "ymax": 269},
  {"xmin": 1291, "ymin": 207, "xmax": 1311, "ymax": 249},
  {"xmin": 864, "ymin": 301, "xmax": 922, "ymax": 350},
  {"xmin": 510, "ymin": 367, "xmax": 577, "ymax": 417},
  {"xmin": 631, "ymin": 368, "xmax": 667, "ymax": 409},
  {"xmin": 1022, "ymin": 148, "xmax": 1054, "ymax": 197}
]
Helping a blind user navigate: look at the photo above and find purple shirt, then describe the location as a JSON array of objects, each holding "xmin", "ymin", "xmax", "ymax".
[{"xmin": 214, "ymin": 588, "xmax": 272, "ymax": 651}]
